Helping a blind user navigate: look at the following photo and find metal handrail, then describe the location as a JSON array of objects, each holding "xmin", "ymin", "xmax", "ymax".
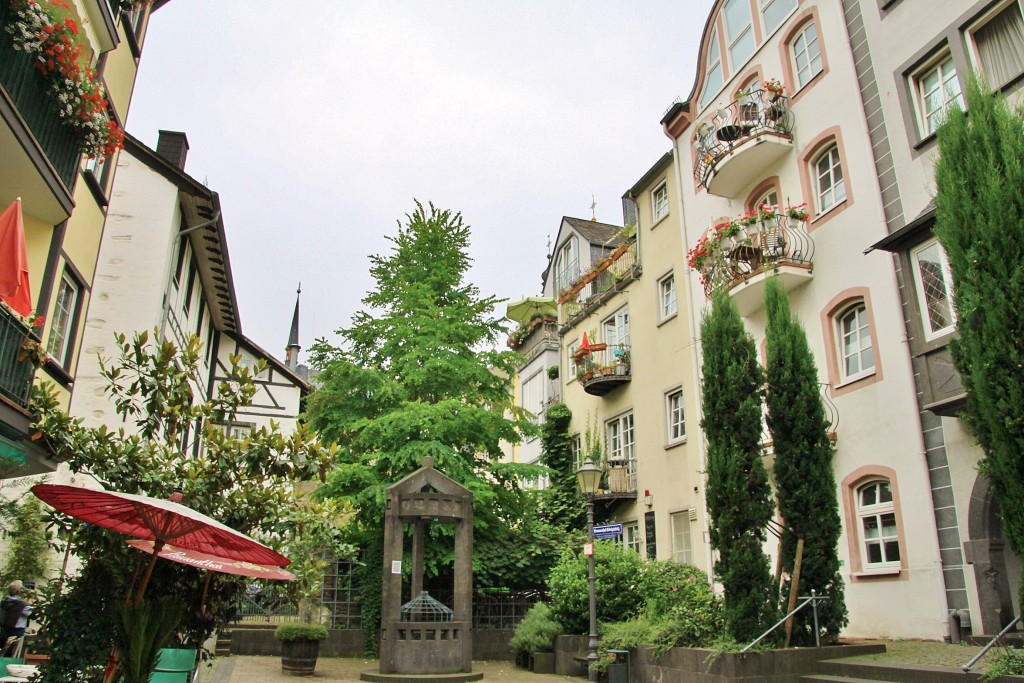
[
  {"xmin": 741, "ymin": 589, "xmax": 828, "ymax": 653},
  {"xmin": 962, "ymin": 615, "xmax": 1021, "ymax": 672}
]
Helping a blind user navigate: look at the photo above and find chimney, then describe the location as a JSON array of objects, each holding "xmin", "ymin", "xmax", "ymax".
[{"xmin": 156, "ymin": 130, "xmax": 189, "ymax": 170}]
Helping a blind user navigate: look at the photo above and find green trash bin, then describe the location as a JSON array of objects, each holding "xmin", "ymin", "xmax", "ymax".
[{"xmin": 607, "ymin": 649, "xmax": 629, "ymax": 683}]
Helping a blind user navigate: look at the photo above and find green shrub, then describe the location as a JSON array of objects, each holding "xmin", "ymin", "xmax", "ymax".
[
  {"xmin": 509, "ymin": 603, "xmax": 562, "ymax": 654},
  {"xmin": 983, "ymin": 646, "xmax": 1024, "ymax": 681},
  {"xmin": 547, "ymin": 541, "xmax": 645, "ymax": 634},
  {"xmin": 274, "ymin": 623, "xmax": 328, "ymax": 641}
]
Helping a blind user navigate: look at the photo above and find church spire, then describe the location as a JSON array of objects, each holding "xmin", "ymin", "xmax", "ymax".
[{"xmin": 285, "ymin": 283, "xmax": 301, "ymax": 370}]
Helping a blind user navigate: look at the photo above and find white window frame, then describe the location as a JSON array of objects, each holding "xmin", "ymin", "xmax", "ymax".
[
  {"xmin": 670, "ymin": 511, "xmax": 694, "ymax": 564},
  {"xmin": 623, "ymin": 521, "xmax": 642, "ymax": 554},
  {"xmin": 966, "ymin": 1, "xmax": 1024, "ymax": 89},
  {"xmin": 912, "ymin": 53, "xmax": 963, "ymax": 136},
  {"xmin": 699, "ymin": 25, "xmax": 724, "ymax": 110},
  {"xmin": 652, "ymin": 181, "xmax": 669, "ymax": 223},
  {"xmin": 666, "ymin": 388, "xmax": 686, "ymax": 445},
  {"xmin": 658, "ymin": 273, "xmax": 677, "ymax": 321},
  {"xmin": 46, "ymin": 271, "xmax": 80, "ymax": 366},
  {"xmin": 606, "ymin": 412, "xmax": 636, "ymax": 490},
  {"xmin": 555, "ymin": 236, "xmax": 579, "ymax": 294},
  {"xmin": 520, "ymin": 370, "xmax": 545, "ymax": 424},
  {"xmin": 724, "ymin": 0, "xmax": 756, "ymax": 70},
  {"xmin": 603, "ymin": 306, "xmax": 631, "ymax": 349},
  {"xmin": 910, "ymin": 239, "xmax": 956, "ymax": 340},
  {"xmin": 567, "ymin": 340, "xmax": 579, "ymax": 381},
  {"xmin": 836, "ymin": 302, "xmax": 875, "ymax": 383},
  {"xmin": 813, "ymin": 144, "xmax": 846, "ymax": 213},
  {"xmin": 791, "ymin": 20, "xmax": 823, "ymax": 89},
  {"xmin": 760, "ymin": 0, "xmax": 797, "ymax": 35},
  {"xmin": 856, "ymin": 479, "xmax": 901, "ymax": 571}
]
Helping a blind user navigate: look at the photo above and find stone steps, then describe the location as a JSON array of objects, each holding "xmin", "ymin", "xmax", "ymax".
[
  {"xmin": 808, "ymin": 658, "xmax": 992, "ymax": 682},
  {"xmin": 214, "ymin": 629, "xmax": 232, "ymax": 657}
]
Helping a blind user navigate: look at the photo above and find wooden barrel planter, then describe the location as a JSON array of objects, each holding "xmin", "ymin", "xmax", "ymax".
[{"xmin": 281, "ymin": 638, "xmax": 321, "ymax": 676}]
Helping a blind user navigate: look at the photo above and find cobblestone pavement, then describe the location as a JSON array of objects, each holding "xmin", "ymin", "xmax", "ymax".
[{"xmin": 202, "ymin": 657, "xmax": 579, "ymax": 683}]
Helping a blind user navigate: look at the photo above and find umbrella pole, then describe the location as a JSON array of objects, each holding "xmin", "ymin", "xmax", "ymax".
[
  {"xmin": 134, "ymin": 539, "xmax": 165, "ymax": 605},
  {"xmin": 199, "ymin": 570, "xmax": 213, "ymax": 618}
]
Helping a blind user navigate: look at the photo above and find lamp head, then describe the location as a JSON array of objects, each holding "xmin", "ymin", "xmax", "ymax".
[{"xmin": 576, "ymin": 458, "xmax": 602, "ymax": 497}]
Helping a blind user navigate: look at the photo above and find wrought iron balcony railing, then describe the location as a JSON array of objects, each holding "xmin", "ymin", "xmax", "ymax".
[
  {"xmin": 694, "ymin": 88, "xmax": 793, "ymax": 190},
  {"xmin": 698, "ymin": 211, "xmax": 814, "ymax": 298},
  {"xmin": 0, "ymin": 306, "xmax": 38, "ymax": 410},
  {"xmin": 560, "ymin": 240, "xmax": 639, "ymax": 327},
  {"xmin": 0, "ymin": 4, "xmax": 82, "ymax": 191}
]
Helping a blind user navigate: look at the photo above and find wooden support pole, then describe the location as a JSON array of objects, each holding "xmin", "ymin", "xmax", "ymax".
[{"xmin": 783, "ymin": 537, "xmax": 805, "ymax": 648}]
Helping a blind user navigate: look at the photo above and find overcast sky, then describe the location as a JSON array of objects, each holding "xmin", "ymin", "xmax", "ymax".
[{"xmin": 125, "ymin": 1, "xmax": 715, "ymax": 361}]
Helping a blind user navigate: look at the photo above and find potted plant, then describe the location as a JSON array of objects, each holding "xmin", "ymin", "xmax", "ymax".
[
  {"xmin": 547, "ymin": 365, "xmax": 559, "ymax": 380},
  {"xmin": 508, "ymin": 603, "xmax": 561, "ymax": 674},
  {"xmin": 275, "ymin": 623, "xmax": 328, "ymax": 676}
]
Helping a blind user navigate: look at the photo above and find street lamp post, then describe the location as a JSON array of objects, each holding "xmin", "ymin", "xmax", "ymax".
[{"xmin": 576, "ymin": 458, "xmax": 602, "ymax": 683}]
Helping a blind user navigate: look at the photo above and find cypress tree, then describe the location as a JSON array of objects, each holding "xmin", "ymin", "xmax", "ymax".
[
  {"xmin": 764, "ymin": 277, "xmax": 847, "ymax": 644},
  {"xmin": 700, "ymin": 291, "xmax": 777, "ymax": 642},
  {"xmin": 933, "ymin": 79, "xmax": 1024, "ymax": 605}
]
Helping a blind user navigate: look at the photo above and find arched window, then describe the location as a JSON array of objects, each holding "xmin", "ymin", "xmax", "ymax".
[
  {"xmin": 837, "ymin": 301, "xmax": 874, "ymax": 381},
  {"xmin": 813, "ymin": 143, "xmax": 846, "ymax": 213},
  {"xmin": 790, "ymin": 20, "xmax": 823, "ymax": 88},
  {"xmin": 856, "ymin": 479, "xmax": 900, "ymax": 568}
]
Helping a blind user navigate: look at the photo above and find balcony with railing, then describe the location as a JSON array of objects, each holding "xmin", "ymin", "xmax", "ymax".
[
  {"xmin": 690, "ymin": 205, "xmax": 814, "ymax": 316},
  {"xmin": 0, "ymin": 306, "xmax": 37, "ymax": 414},
  {"xmin": 760, "ymin": 383, "xmax": 839, "ymax": 457},
  {"xmin": 0, "ymin": 2, "xmax": 80, "ymax": 223},
  {"xmin": 573, "ymin": 343, "xmax": 630, "ymax": 397},
  {"xmin": 559, "ymin": 239, "xmax": 639, "ymax": 328},
  {"xmin": 694, "ymin": 88, "xmax": 794, "ymax": 197}
]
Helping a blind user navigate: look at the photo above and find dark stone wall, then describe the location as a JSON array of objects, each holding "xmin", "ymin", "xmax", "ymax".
[{"xmin": 228, "ymin": 628, "xmax": 512, "ymax": 660}]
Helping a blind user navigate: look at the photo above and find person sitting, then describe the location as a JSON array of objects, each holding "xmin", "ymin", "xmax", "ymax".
[{"xmin": 0, "ymin": 581, "xmax": 31, "ymax": 656}]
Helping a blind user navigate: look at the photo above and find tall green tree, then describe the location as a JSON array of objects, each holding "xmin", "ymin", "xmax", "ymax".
[
  {"xmin": 30, "ymin": 331, "xmax": 336, "ymax": 683},
  {"xmin": 933, "ymin": 78, "xmax": 1024, "ymax": 604},
  {"xmin": 306, "ymin": 202, "xmax": 546, "ymax": 654},
  {"xmin": 763, "ymin": 278, "xmax": 846, "ymax": 644},
  {"xmin": 0, "ymin": 496, "xmax": 51, "ymax": 585},
  {"xmin": 700, "ymin": 291, "xmax": 776, "ymax": 643}
]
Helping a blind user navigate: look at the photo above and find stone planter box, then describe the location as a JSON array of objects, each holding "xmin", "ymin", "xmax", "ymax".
[
  {"xmin": 530, "ymin": 652, "xmax": 555, "ymax": 674},
  {"xmin": 630, "ymin": 642, "xmax": 886, "ymax": 683}
]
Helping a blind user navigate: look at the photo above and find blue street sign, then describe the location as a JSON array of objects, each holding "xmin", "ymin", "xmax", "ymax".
[{"xmin": 593, "ymin": 523, "xmax": 622, "ymax": 539}]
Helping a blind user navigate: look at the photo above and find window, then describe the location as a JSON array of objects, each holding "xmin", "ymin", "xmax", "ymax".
[
  {"xmin": 670, "ymin": 511, "xmax": 694, "ymax": 564},
  {"xmin": 791, "ymin": 21, "xmax": 823, "ymax": 88},
  {"xmin": 666, "ymin": 389, "xmax": 686, "ymax": 444},
  {"xmin": 182, "ymin": 262, "xmax": 197, "ymax": 313},
  {"xmin": 555, "ymin": 237, "xmax": 579, "ymax": 295},
  {"xmin": 521, "ymin": 371, "xmax": 544, "ymax": 422},
  {"xmin": 570, "ymin": 433, "xmax": 582, "ymax": 471},
  {"xmin": 205, "ymin": 322, "xmax": 216, "ymax": 365},
  {"xmin": 173, "ymin": 240, "xmax": 188, "ymax": 287},
  {"xmin": 567, "ymin": 340, "xmax": 579, "ymax": 380},
  {"xmin": 761, "ymin": 0, "xmax": 797, "ymax": 34},
  {"xmin": 753, "ymin": 187, "xmax": 779, "ymax": 212},
  {"xmin": 914, "ymin": 55, "xmax": 963, "ymax": 135},
  {"xmin": 813, "ymin": 144, "xmax": 846, "ymax": 213},
  {"xmin": 724, "ymin": 0, "xmax": 755, "ymax": 69},
  {"xmin": 624, "ymin": 522, "xmax": 641, "ymax": 554},
  {"xmin": 221, "ymin": 422, "xmax": 253, "ymax": 440},
  {"xmin": 837, "ymin": 302, "xmax": 874, "ymax": 381},
  {"xmin": 659, "ymin": 273, "xmax": 677, "ymax": 320},
  {"xmin": 607, "ymin": 412, "xmax": 636, "ymax": 490},
  {"xmin": 603, "ymin": 307, "xmax": 630, "ymax": 349},
  {"xmin": 83, "ymin": 154, "xmax": 114, "ymax": 198},
  {"xmin": 699, "ymin": 25, "xmax": 724, "ymax": 110},
  {"xmin": 911, "ymin": 239, "xmax": 955, "ymax": 339},
  {"xmin": 857, "ymin": 479, "xmax": 900, "ymax": 569},
  {"xmin": 969, "ymin": 2, "xmax": 1024, "ymax": 88},
  {"xmin": 46, "ymin": 272, "xmax": 80, "ymax": 367},
  {"xmin": 652, "ymin": 182, "xmax": 669, "ymax": 223}
]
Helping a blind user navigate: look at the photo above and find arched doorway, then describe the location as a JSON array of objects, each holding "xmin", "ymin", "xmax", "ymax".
[{"xmin": 966, "ymin": 476, "xmax": 1020, "ymax": 635}]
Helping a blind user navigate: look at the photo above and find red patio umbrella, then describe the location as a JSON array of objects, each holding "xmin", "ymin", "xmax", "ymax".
[
  {"xmin": 126, "ymin": 539, "xmax": 296, "ymax": 581},
  {"xmin": 31, "ymin": 484, "xmax": 289, "ymax": 603},
  {"xmin": 0, "ymin": 198, "xmax": 32, "ymax": 317}
]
